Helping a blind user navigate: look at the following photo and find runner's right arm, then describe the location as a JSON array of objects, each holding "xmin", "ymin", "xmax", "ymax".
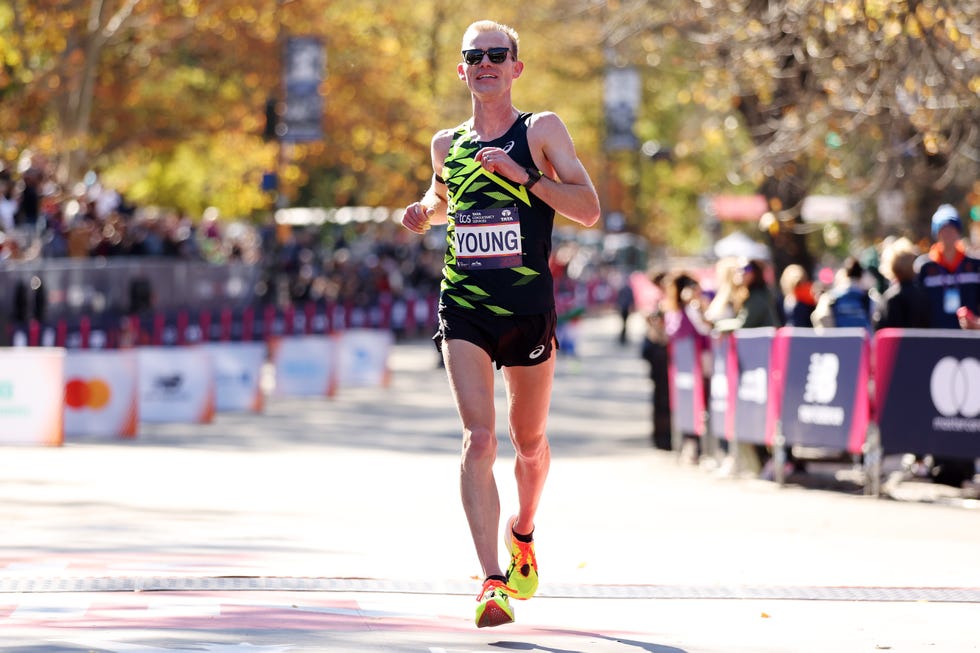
[{"xmin": 402, "ymin": 130, "xmax": 451, "ymax": 234}]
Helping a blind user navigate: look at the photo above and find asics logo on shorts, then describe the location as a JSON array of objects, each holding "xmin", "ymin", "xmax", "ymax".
[{"xmin": 529, "ymin": 345, "xmax": 546, "ymax": 360}]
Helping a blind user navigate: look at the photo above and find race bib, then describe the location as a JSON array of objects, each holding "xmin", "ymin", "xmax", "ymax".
[
  {"xmin": 944, "ymin": 287, "xmax": 961, "ymax": 314},
  {"xmin": 453, "ymin": 207, "xmax": 523, "ymax": 270}
]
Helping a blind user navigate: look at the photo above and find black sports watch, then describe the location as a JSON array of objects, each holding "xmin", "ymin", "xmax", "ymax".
[{"xmin": 523, "ymin": 166, "xmax": 542, "ymax": 189}]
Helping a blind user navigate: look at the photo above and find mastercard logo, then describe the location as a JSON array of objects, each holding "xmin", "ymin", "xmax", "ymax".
[{"xmin": 65, "ymin": 378, "xmax": 112, "ymax": 410}]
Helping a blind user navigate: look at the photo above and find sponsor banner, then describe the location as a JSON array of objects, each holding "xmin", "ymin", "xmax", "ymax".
[
  {"xmin": 269, "ymin": 335, "xmax": 337, "ymax": 397},
  {"xmin": 137, "ymin": 347, "xmax": 215, "ymax": 424},
  {"xmin": 767, "ymin": 327, "xmax": 869, "ymax": 453},
  {"xmin": 668, "ymin": 336, "xmax": 707, "ymax": 436},
  {"xmin": 875, "ymin": 329, "xmax": 980, "ymax": 459},
  {"xmin": 336, "ymin": 328, "xmax": 393, "ymax": 388},
  {"xmin": 0, "ymin": 348, "xmax": 65, "ymax": 446},
  {"xmin": 203, "ymin": 342, "xmax": 267, "ymax": 413},
  {"xmin": 730, "ymin": 328, "xmax": 776, "ymax": 446},
  {"xmin": 282, "ymin": 36, "xmax": 325, "ymax": 142},
  {"xmin": 64, "ymin": 350, "xmax": 139, "ymax": 439},
  {"xmin": 604, "ymin": 65, "xmax": 641, "ymax": 151}
]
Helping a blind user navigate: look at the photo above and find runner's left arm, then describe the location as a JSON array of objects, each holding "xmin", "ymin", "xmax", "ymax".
[{"xmin": 525, "ymin": 112, "xmax": 600, "ymax": 227}]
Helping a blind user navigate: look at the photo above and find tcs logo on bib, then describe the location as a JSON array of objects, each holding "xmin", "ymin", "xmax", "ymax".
[{"xmin": 65, "ymin": 378, "xmax": 112, "ymax": 410}]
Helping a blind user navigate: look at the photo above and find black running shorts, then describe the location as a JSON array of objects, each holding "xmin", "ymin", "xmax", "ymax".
[{"xmin": 433, "ymin": 306, "xmax": 558, "ymax": 369}]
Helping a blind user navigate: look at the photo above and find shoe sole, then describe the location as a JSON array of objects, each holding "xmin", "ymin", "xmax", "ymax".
[{"xmin": 476, "ymin": 600, "xmax": 514, "ymax": 628}]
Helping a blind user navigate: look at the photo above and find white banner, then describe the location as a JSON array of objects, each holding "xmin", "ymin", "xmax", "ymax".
[
  {"xmin": 337, "ymin": 329, "xmax": 393, "ymax": 388},
  {"xmin": 270, "ymin": 335, "xmax": 337, "ymax": 397},
  {"xmin": 604, "ymin": 65, "xmax": 640, "ymax": 151},
  {"xmin": 64, "ymin": 350, "xmax": 139, "ymax": 439},
  {"xmin": 801, "ymin": 195, "xmax": 860, "ymax": 225},
  {"xmin": 137, "ymin": 347, "xmax": 215, "ymax": 423},
  {"xmin": 204, "ymin": 342, "xmax": 267, "ymax": 413},
  {"xmin": 0, "ymin": 348, "xmax": 65, "ymax": 446}
]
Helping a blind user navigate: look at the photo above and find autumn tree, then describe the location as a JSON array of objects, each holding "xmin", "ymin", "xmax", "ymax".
[
  {"xmin": 1, "ymin": 1, "xmax": 610, "ymax": 223},
  {"xmin": 600, "ymin": 0, "xmax": 979, "ymax": 270},
  {"xmin": 0, "ymin": 1, "xmax": 282, "ymax": 217}
]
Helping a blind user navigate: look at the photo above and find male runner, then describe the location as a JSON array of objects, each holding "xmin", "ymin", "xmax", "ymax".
[{"xmin": 401, "ymin": 19, "xmax": 600, "ymax": 627}]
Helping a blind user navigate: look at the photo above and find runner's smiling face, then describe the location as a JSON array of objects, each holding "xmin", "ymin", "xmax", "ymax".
[{"xmin": 458, "ymin": 32, "xmax": 522, "ymax": 90}]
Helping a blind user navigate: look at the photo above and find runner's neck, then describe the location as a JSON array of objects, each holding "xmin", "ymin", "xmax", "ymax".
[{"xmin": 468, "ymin": 106, "xmax": 519, "ymax": 143}]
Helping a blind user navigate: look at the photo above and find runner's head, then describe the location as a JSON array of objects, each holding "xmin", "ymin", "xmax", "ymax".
[{"xmin": 461, "ymin": 20, "xmax": 519, "ymax": 60}]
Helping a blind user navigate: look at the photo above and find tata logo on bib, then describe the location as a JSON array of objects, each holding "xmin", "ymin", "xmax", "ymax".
[{"xmin": 930, "ymin": 357, "xmax": 980, "ymax": 432}]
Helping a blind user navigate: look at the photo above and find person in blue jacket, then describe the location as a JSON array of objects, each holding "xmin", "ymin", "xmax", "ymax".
[
  {"xmin": 914, "ymin": 204, "xmax": 980, "ymax": 330},
  {"xmin": 913, "ymin": 204, "xmax": 980, "ymax": 487}
]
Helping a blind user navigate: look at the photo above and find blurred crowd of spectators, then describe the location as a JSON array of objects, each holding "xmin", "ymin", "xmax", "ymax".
[
  {"xmin": 0, "ymin": 161, "xmax": 261, "ymax": 265},
  {"xmin": 0, "ymin": 159, "xmax": 623, "ymax": 317}
]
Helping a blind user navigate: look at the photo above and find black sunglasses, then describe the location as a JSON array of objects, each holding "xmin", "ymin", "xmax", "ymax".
[{"xmin": 462, "ymin": 47, "xmax": 512, "ymax": 65}]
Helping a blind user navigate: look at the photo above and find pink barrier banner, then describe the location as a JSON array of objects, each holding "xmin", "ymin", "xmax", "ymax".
[
  {"xmin": 668, "ymin": 336, "xmax": 707, "ymax": 436},
  {"xmin": 766, "ymin": 327, "xmax": 870, "ymax": 454},
  {"xmin": 727, "ymin": 328, "xmax": 777, "ymax": 446},
  {"xmin": 875, "ymin": 328, "xmax": 980, "ymax": 459}
]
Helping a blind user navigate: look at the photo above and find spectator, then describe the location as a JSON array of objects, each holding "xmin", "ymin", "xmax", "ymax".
[
  {"xmin": 715, "ymin": 258, "xmax": 780, "ymax": 332},
  {"xmin": 641, "ymin": 270, "xmax": 672, "ymax": 451},
  {"xmin": 15, "ymin": 166, "xmax": 43, "ymax": 231},
  {"xmin": 615, "ymin": 271, "xmax": 635, "ymax": 346},
  {"xmin": 779, "ymin": 263, "xmax": 818, "ymax": 327},
  {"xmin": 663, "ymin": 270, "xmax": 713, "ymax": 340},
  {"xmin": 873, "ymin": 238, "xmax": 931, "ymax": 330},
  {"xmin": 914, "ymin": 204, "xmax": 980, "ymax": 330},
  {"xmin": 913, "ymin": 204, "xmax": 980, "ymax": 487},
  {"xmin": 0, "ymin": 171, "xmax": 16, "ymax": 233},
  {"xmin": 703, "ymin": 257, "xmax": 739, "ymax": 325},
  {"xmin": 662, "ymin": 270, "xmax": 712, "ymax": 463},
  {"xmin": 812, "ymin": 256, "xmax": 872, "ymax": 329},
  {"xmin": 714, "ymin": 258, "xmax": 780, "ymax": 475}
]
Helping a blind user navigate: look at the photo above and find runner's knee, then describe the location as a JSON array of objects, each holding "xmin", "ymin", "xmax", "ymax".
[
  {"xmin": 463, "ymin": 426, "xmax": 498, "ymax": 461},
  {"xmin": 513, "ymin": 432, "xmax": 549, "ymax": 461}
]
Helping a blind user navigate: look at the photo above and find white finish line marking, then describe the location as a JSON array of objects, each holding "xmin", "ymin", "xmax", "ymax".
[{"xmin": 0, "ymin": 576, "xmax": 978, "ymax": 603}]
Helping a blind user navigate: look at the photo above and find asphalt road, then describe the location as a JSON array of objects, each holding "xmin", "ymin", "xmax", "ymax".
[{"xmin": 0, "ymin": 313, "xmax": 977, "ymax": 652}]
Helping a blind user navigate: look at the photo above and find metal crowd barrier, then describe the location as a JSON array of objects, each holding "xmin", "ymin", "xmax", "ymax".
[
  {"xmin": 0, "ymin": 258, "xmax": 261, "ymax": 327},
  {"xmin": 669, "ymin": 326, "xmax": 980, "ymax": 495}
]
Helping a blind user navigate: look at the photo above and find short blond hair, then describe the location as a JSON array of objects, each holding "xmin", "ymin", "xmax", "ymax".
[
  {"xmin": 779, "ymin": 263, "xmax": 808, "ymax": 297},
  {"xmin": 462, "ymin": 20, "xmax": 519, "ymax": 58},
  {"xmin": 881, "ymin": 237, "xmax": 919, "ymax": 282}
]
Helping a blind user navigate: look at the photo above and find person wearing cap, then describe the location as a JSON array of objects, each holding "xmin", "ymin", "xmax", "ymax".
[
  {"xmin": 911, "ymin": 204, "xmax": 980, "ymax": 487},
  {"xmin": 914, "ymin": 203, "xmax": 980, "ymax": 330}
]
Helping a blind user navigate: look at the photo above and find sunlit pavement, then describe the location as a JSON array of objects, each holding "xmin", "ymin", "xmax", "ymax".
[{"xmin": 1, "ymin": 313, "xmax": 978, "ymax": 652}]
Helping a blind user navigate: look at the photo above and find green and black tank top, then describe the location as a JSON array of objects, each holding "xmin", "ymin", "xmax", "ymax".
[{"xmin": 439, "ymin": 112, "xmax": 555, "ymax": 316}]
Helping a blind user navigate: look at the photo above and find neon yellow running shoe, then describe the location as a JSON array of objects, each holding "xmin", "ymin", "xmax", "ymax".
[
  {"xmin": 474, "ymin": 577, "xmax": 515, "ymax": 628},
  {"xmin": 503, "ymin": 515, "xmax": 538, "ymax": 600}
]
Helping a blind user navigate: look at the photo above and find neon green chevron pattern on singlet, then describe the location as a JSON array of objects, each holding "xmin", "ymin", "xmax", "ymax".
[
  {"xmin": 444, "ymin": 139, "xmax": 534, "ymax": 213},
  {"xmin": 439, "ymin": 117, "xmax": 554, "ymax": 316}
]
